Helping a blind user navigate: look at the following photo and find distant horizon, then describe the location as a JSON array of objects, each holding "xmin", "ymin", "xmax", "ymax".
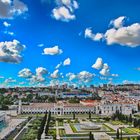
[{"xmin": 0, "ymin": 83, "xmax": 140, "ymax": 89}]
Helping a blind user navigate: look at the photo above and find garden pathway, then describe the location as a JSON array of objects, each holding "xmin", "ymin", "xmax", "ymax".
[
  {"xmin": 13, "ymin": 118, "xmax": 33, "ymax": 140},
  {"xmin": 0, "ymin": 118, "xmax": 26, "ymax": 140},
  {"xmin": 56, "ymin": 120, "xmax": 60, "ymax": 140},
  {"xmin": 104, "ymin": 123, "xmax": 129, "ymax": 131},
  {"xmin": 64, "ymin": 123, "xmax": 74, "ymax": 134}
]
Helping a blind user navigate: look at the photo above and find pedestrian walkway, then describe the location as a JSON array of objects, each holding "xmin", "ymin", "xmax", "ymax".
[
  {"xmin": 104, "ymin": 123, "xmax": 129, "ymax": 131},
  {"xmin": 64, "ymin": 123, "xmax": 74, "ymax": 134},
  {"xmin": 56, "ymin": 120, "xmax": 60, "ymax": 140},
  {"xmin": 0, "ymin": 118, "xmax": 26, "ymax": 140},
  {"xmin": 13, "ymin": 118, "xmax": 33, "ymax": 140}
]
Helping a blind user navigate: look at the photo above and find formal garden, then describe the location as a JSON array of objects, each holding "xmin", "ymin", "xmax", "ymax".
[
  {"xmin": 49, "ymin": 112, "xmax": 140, "ymax": 139},
  {"xmin": 20, "ymin": 117, "xmax": 42, "ymax": 140},
  {"xmin": 14, "ymin": 111, "xmax": 140, "ymax": 140}
]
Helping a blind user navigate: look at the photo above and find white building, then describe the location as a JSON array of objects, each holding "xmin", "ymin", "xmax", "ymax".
[
  {"xmin": 19, "ymin": 102, "xmax": 100, "ymax": 115},
  {"xmin": 18, "ymin": 100, "xmax": 138, "ymax": 116},
  {"xmin": 100, "ymin": 103, "xmax": 138, "ymax": 115}
]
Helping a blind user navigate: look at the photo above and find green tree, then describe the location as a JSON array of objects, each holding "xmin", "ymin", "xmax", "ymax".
[
  {"xmin": 133, "ymin": 118, "xmax": 138, "ymax": 127},
  {"xmin": 73, "ymin": 111, "xmax": 75, "ymax": 120},
  {"xmin": 37, "ymin": 111, "xmax": 48, "ymax": 140},
  {"xmin": 45, "ymin": 111, "xmax": 51, "ymax": 135},
  {"xmin": 125, "ymin": 116, "xmax": 129, "ymax": 122},
  {"xmin": 89, "ymin": 110, "xmax": 91, "ymax": 119},
  {"xmin": 137, "ymin": 135, "xmax": 140, "ymax": 140},
  {"xmin": 116, "ymin": 128, "xmax": 119, "ymax": 139},
  {"xmin": 89, "ymin": 132, "xmax": 94, "ymax": 140},
  {"xmin": 129, "ymin": 114, "xmax": 132, "ymax": 123},
  {"xmin": 138, "ymin": 104, "xmax": 140, "ymax": 111},
  {"xmin": 138, "ymin": 119, "xmax": 140, "ymax": 129},
  {"xmin": 0, "ymin": 104, "xmax": 9, "ymax": 110}
]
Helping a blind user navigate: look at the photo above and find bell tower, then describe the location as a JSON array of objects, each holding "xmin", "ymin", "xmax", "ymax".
[{"xmin": 17, "ymin": 99, "xmax": 22, "ymax": 115}]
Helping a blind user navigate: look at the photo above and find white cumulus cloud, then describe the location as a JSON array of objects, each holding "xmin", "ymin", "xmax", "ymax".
[
  {"xmin": 85, "ymin": 17, "xmax": 140, "ymax": 47},
  {"xmin": 4, "ymin": 77, "xmax": 16, "ymax": 84},
  {"xmin": 18, "ymin": 68, "xmax": 32, "ymax": 78},
  {"xmin": 3, "ymin": 21, "xmax": 11, "ymax": 27},
  {"xmin": 52, "ymin": 0, "xmax": 78, "ymax": 22},
  {"xmin": 0, "ymin": 40, "xmax": 25, "ymax": 63},
  {"xmin": 66, "ymin": 72, "xmax": 76, "ymax": 81},
  {"xmin": 52, "ymin": 6, "xmax": 75, "ymax": 22},
  {"xmin": 123, "ymin": 80, "xmax": 133, "ymax": 84},
  {"xmin": 99, "ymin": 63, "xmax": 110, "ymax": 76},
  {"xmin": 36, "ymin": 67, "xmax": 47, "ymax": 76},
  {"xmin": 77, "ymin": 71, "xmax": 95, "ymax": 83},
  {"xmin": 43, "ymin": 46, "xmax": 63, "ymax": 55},
  {"xmin": 18, "ymin": 67, "xmax": 48, "ymax": 83},
  {"xmin": 92, "ymin": 57, "xmax": 103, "ymax": 70},
  {"xmin": 105, "ymin": 23, "xmax": 140, "ymax": 47},
  {"xmin": 0, "ymin": 0, "xmax": 28, "ymax": 19},
  {"xmin": 51, "ymin": 69, "xmax": 59, "ymax": 78},
  {"xmin": 38, "ymin": 44, "xmax": 44, "ymax": 47},
  {"xmin": 31, "ymin": 67, "xmax": 47, "ymax": 83},
  {"xmin": 111, "ymin": 74, "xmax": 119, "ymax": 77},
  {"xmin": 4, "ymin": 31, "xmax": 14, "ymax": 36},
  {"xmin": 30, "ymin": 75, "xmax": 45, "ymax": 83},
  {"xmin": 92, "ymin": 57, "xmax": 119, "ymax": 77},
  {"xmin": 55, "ymin": 62, "xmax": 62, "ymax": 69},
  {"xmin": 85, "ymin": 28, "xmax": 103, "ymax": 41},
  {"xmin": 63, "ymin": 58, "xmax": 71, "ymax": 66},
  {"xmin": 110, "ymin": 16, "xmax": 126, "ymax": 28}
]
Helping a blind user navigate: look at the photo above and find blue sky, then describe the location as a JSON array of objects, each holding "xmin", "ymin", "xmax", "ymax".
[{"xmin": 0, "ymin": 0, "xmax": 140, "ymax": 87}]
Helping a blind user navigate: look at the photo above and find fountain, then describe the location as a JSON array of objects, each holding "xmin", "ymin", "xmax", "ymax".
[{"xmin": 80, "ymin": 122, "xmax": 101, "ymax": 130}]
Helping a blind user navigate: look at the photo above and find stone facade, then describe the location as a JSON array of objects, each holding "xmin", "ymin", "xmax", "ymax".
[{"xmin": 18, "ymin": 101, "xmax": 138, "ymax": 116}]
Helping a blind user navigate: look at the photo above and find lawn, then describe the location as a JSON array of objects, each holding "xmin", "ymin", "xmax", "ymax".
[
  {"xmin": 111, "ymin": 120, "xmax": 125, "ymax": 125},
  {"xmin": 56, "ymin": 118, "xmax": 63, "ymax": 126},
  {"xmin": 70, "ymin": 123, "xmax": 77, "ymax": 133},
  {"xmin": 115, "ymin": 138, "xmax": 138, "ymax": 140},
  {"xmin": 59, "ymin": 129, "xmax": 66, "ymax": 136},
  {"xmin": 21, "ymin": 128, "xmax": 38, "ymax": 140},
  {"xmin": 49, "ymin": 119, "xmax": 56, "ymax": 127},
  {"xmin": 123, "ymin": 127, "xmax": 140, "ymax": 134},
  {"xmin": 19, "ymin": 113, "xmax": 45, "ymax": 118},
  {"xmin": 103, "ymin": 124, "xmax": 115, "ymax": 132},
  {"xmin": 20, "ymin": 118, "xmax": 42, "ymax": 140},
  {"xmin": 55, "ymin": 113, "xmax": 100, "ymax": 119},
  {"xmin": 58, "ymin": 120, "xmax": 63, "ymax": 126},
  {"xmin": 48, "ymin": 129, "xmax": 56, "ymax": 139}
]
